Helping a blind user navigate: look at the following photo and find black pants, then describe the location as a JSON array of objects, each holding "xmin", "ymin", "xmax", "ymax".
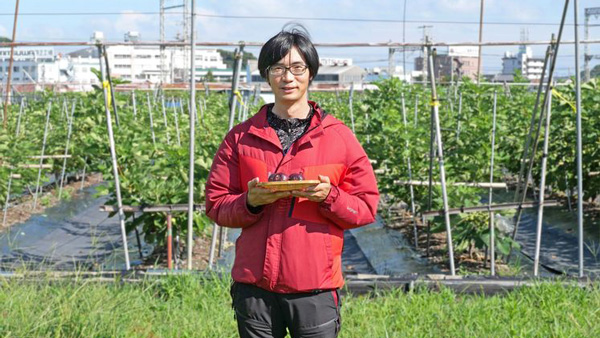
[{"xmin": 230, "ymin": 282, "xmax": 341, "ymax": 338}]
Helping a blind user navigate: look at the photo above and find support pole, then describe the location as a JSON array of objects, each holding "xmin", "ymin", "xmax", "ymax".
[
  {"xmin": 574, "ymin": 0, "xmax": 585, "ymax": 278},
  {"xmin": 172, "ymin": 98, "xmax": 181, "ymax": 146},
  {"xmin": 146, "ymin": 93, "xmax": 156, "ymax": 146},
  {"xmin": 167, "ymin": 212, "xmax": 173, "ymax": 270},
  {"xmin": 98, "ymin": 45, "xmax": 130, "ymax": 270},
  {"xmin": 488, "ymin": 91, "xmax": 498, "ymax": 276},
  {"xmin": 477, "ymin": 0, "xmax": 485, "ymax": 84},
  {"xmin": 533, "ymin": 88, "xmax": 552, "ymax": 277},
  {"xmin": 187, "ymin": 0, "xmax": 197, "ymax": 270},
  {"xmin": 2, "ymin": 97, "xmax": 25, "ymax": 227},
  {"xmin": 513, "ymin": 45, "xmax": 552, "ymax": 202},
  {"xmin": 161, "ymin": 94, "xmax": 171, "ymax": 145},
  {"xmin": 32, "ymin": 101, "xmax": 52, "ymax": 210},
  {"xmin": 132, "ymin": 91, "xmax": 137, "ymax": 120},
  {"xmin": 513, "ymin": 0, "xmax": 570, "ymax": 241},
  {"xmin": 58, "ymin": 100, "xmax": 76, "ymax": 200},
  {"xmin": 401, "ymin": 93, "xmax": 418, "ymax": 248},
  {"xmin": 349, "ymin": 83, "xmax": 356, "ymax": 133},
  {"xmin": 2, "ymin": 0, "xmax": 20, "ymax": 129},
  {"xmin": 427, "ymin": 45, "xmax": 456, "ymax": 275},
  {"xmin": 213, "ymin": 43, "xmax": 244, "ymax": 262},
  {"xmin": 102, "ymin": 45, "xmax": 120, "ymax": 127}
]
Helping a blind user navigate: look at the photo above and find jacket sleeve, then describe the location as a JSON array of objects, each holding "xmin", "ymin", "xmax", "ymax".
[
  {"xmin": 205, "ymin": 129, "xmax": 263, "ymax": 228},
  {"xmin": 318, "ymin": 128, "xmax": 379, "ymax": 229}
]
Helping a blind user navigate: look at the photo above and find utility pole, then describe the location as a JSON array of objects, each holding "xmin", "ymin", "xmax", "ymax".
[
  {"xmin": 160, "ymin": 0, "xmax": 166, "ymax": 84},
  {"xmin": 477, "ymin": 0, "xmax": 485, "ymax": 83},
  {"xmin": 402, "ymin": 0, "xmax": 407, "ymax": 80},
  {"xmin": 3, "ymin": 0, "xmax": 20, "ymax": 129},
  {"xmin": 418, "ymin": 25, "xmax": 432, "ymax": 82},
  {"xmin": 584, "ymin": 7, "xmax": 600, "ymax": 81}
]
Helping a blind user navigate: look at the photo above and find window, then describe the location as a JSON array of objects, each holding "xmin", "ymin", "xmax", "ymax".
[
  {"xmin": 135, "ymin": 54, "xmax": 151, "ymax": 59},
  {"xmin": 114, "ymin": 54, "xmax": 131, "ymax": 59},
  {"xmin": 13, "ymin": 66, "xmax": 19, "ymax": 72},
  {"xmin": 115, "ymin": 64, "xmax": 131, "ymax": 69}
]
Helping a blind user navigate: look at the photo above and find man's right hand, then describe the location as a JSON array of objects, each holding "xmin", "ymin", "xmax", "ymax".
[{"xmin": 247, "ymin": 177, "xmax": 292, "ymax": 207}]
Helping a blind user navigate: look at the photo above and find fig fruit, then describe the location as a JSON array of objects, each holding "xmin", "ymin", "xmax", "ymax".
[
  {"xmin": 288, "ymin": 173, "xmax": 304, "ymax": 181},
  {"xmin": 268, "ymin": 173, "xmax": 288, "ymax": 182}
]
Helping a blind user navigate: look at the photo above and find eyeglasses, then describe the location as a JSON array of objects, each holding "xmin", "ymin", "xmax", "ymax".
[{"xmin": 268, "ymin": 64, "xmax": 308, "ymax": 76}]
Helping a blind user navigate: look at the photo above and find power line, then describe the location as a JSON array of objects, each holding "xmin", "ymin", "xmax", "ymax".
[{"xmin": 0, "ymin": 11, "xmax": 586, "ymax": 27}]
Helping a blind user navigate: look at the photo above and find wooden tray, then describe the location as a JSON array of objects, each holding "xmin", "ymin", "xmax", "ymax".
[{"xmin": 256, "ymin": 180, "xmax": 320, "ymax": 191}]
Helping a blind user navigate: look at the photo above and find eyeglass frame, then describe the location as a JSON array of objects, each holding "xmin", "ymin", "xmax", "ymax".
[{"xmin": 267, "ymin": 64, "xmax": 309, "ymax": 77}]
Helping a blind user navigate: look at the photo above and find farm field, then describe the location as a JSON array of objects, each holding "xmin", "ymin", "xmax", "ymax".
[{"xmin": 1, "ymin": 77, "xmax": 600, "ymax": 271}]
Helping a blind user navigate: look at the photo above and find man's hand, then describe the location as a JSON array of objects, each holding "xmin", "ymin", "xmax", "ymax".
[
  {"xmin": 291, "ymin": 175, "xmax": 332, "ymax": 203},
  {"xmin": 247, "ymin": 177, "xmax": 292, "ymax": 207}
]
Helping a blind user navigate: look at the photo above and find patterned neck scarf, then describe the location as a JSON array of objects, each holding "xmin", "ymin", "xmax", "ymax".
[{"xmin": 267, "ymin": 105, "xmax": 315, "ymax": 154}]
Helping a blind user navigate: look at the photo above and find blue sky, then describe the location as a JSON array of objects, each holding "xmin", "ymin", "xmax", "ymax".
[{"xmin": 0, "ymin": 0, "xmax": 598, "ymax": 75}]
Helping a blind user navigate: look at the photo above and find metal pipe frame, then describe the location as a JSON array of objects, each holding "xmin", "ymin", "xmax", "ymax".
[
  {"xmin": 574, "ymin": 0, "xmax": 585, "ymax": 278},
  {"xmin": 513, "ymin": 1, "xmax": 571, "ymax": 244},
  {"xmin": 97, "ymin": 45, "xmax": 130, "ymax": 270},
  {"xmin": 533, "ymin": 88, "xmax": 553, "ymax": 276},
  {"xmin": 401, "ymin": 93, "xmax": 418, "ymax": 248},
  {"xmin": 488, "ymin": 91, "xmax": 497, "ymax": 276},
  {"xmin": 427, "ymin": 45, "xmax": 456, "ymax": 275},
  {"xmin": 187, "ymin": 0, "xmax": 197, "ymax": 271},
  {"xmin": 423, "ymin": 200, "xmax": 560, "ymax": 219}
]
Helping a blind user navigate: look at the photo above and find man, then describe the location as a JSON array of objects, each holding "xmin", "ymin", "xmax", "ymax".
[{"xmin": 205, "ymin": 25, "xmax": 379, "ymax": 338}]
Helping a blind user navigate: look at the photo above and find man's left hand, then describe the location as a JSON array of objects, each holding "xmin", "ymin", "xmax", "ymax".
[{"xmin": 291, "ymin": 175, "xmax": 332, "ymax": 203}]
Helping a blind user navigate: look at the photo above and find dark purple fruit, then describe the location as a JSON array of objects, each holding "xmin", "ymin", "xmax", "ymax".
[
  {"xmin": 288, "ymin": 173, "xmax": 304, "ymax": 181},
  {"xmin": 268, "ymin": 173, "xmax": 288, "ymax": 182}
]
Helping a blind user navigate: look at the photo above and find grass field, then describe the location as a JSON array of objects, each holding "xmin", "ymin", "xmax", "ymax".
[{"xmin": 1, "ymin": 274, "xmax": 599, "ymax": 337}]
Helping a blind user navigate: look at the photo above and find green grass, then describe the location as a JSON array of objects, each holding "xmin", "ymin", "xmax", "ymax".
[{"xmin": 0, "ymin": 274, "xmax": 599, "ymax": 337}]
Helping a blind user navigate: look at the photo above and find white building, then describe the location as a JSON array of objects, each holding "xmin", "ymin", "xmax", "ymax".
[
  {"xmin": 68, "ymin": 32, "xmax": 227, "ymax": 84},
  {"xmin": 0, "ymin": 31, "xmax": 228, "ymax": 90},
  {"xmin": 0, "ymin": 46, "xmax": 65, "ymax": 84},
  {"xmin": 502, "ymin": 46, "xmax": 544, "ymax": 81}
]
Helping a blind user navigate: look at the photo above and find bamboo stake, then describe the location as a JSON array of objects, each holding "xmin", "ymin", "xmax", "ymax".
[
  {"xmin": 401, "ymin": 93, "xmax": 418, "ymax": 248},
  {"xmin": 32, "ymin": 100, "xmax": 52, "ymax": 210},
  {"xmin": 427, "ymin": 45, "xmax": 456, "ymax": 275},
  {"xmin": 58, "ymin": 100, "xmax": 76, "ymax": 200},
  {"xmin": 533, "ymin": 87, "xmax": 553, "ymax": 277}
]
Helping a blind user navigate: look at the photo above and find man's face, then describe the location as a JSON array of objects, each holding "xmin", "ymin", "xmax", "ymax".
[{"xmin": 268, "ymin": 46, "xmax": 311, "ymax": 104}]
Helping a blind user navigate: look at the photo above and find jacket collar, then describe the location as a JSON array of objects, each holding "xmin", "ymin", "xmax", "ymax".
[{"xmin": 247, "ymin": 101, "xmax": 336, "ymax": 148}]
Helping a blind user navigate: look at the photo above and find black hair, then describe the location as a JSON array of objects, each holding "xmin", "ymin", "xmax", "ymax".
[{"xmin": 258, "ymin": 23, "xmax": 319, "ymax": 83}]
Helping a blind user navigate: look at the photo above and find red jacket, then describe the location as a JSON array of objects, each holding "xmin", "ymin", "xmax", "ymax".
[{"xmin": 205, "ymin": 101, "xmax": 379, "ymax": 293}]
